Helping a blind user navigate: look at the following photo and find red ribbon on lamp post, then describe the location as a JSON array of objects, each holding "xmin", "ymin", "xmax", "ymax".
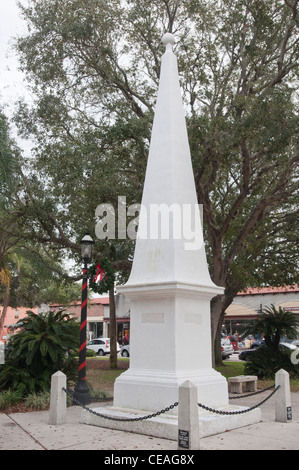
[{"xmin": 73, "ymin": 233, "xmax": 94, "ymax": 406}]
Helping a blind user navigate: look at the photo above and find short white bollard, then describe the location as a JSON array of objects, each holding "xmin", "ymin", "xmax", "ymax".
[
  {"xmin": 178, "ymin": 380, "xmax": 200, "ymax": 450},
  {"xmin": 48, "ymin": 371, "xmax": 67, "ymax": 425},
  {"xmin": 275, "ymin": 369, "xmax": 292, "ymax": 423}
]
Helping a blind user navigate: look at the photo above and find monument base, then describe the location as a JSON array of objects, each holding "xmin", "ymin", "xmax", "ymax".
[
  {"xmin": 80, "ymin": 404, "xmax": 261, "ymax": 440},
  {"xmin": 113, "ymin": 367, "xmax": 229, "ymax": 413}
]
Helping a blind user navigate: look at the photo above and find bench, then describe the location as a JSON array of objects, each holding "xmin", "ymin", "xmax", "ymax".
[{"xmin": 228, "ymin": 375, "xmax": 258, "ymax": 394}]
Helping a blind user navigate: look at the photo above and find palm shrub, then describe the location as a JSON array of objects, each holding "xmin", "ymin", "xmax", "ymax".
[
  {"xmin": 248, "ymin": 305, "xmax": 299, "ymax": 352},
  {"xmin": 245, "ymin": 345, "xmax": 299, "ymax": 379},
  {"xmin": 0, "ymin": 310, "xmax": 80, "ymax": 394},
  {"xmin": 244, "ymin": 305, "xmax": 299, "ymax": 378}
]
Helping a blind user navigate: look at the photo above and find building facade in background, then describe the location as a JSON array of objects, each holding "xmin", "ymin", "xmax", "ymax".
[
  {"xmin": 1, "ymin": 286, "xmax": 298, "ymax": 345},
  {"xmin": 224, "ymin": 285, "xmax": 299, "ymax": 336},
  {"xmin": 0, "ymin": 306, "xmax": 38, "ymax": 342}
]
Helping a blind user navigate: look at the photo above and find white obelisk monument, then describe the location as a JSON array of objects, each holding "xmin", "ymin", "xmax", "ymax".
[
  {"xmin": 114, "ymin": 33, "xmax": 228, "ymax": 410},
  {"xmin": 82, "ymin": 34, "xmax": 261, "ymax": 438}
]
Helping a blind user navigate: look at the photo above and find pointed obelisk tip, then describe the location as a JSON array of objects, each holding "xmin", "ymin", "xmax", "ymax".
[{"xmin": 162, "ymin": 32, "xmax": 175, "ymax": 49}]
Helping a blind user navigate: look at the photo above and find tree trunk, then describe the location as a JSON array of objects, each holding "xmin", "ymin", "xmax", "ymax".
[
  {"xmin": 211, "ymin": 290, "xmax": 236, "ymax": 367},
  {"xmin": 109, "ymin": 283, "xmax": 118, "ymax": 369},
  {"xmin": 210, "ymin": 294, "xmax": 225, "ymax": 367},
  {"xmin": 0, "ymin": 285, "xmax": 10, "ymax": 333}
]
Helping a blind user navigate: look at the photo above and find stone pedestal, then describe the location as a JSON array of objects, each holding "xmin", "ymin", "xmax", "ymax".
[{"xmin": 113, "ymin": 282, "xmax": 228, "ymax": 412}]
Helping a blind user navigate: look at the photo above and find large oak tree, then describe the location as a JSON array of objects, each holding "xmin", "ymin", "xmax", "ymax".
[{"xmin": 11, "ymin": 0, "xmax": 299, "ymax": 364}]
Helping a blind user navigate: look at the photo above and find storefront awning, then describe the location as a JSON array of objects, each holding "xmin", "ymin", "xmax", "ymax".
[{"xmin": 225, "ymin": 304, "xmax": 257, "ymax": 319}]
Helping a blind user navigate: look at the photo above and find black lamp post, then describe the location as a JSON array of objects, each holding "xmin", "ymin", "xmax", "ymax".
[{"xmin": 73, "ymin": 232, "xmax": 94, "ymax": 405}]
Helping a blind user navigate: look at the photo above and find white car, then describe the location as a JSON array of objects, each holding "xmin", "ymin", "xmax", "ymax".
[
  {"xmin": 120, "ymin": 345, "xmax": 130, "ymax": 357},
  {"xmin": 86, "ymin": 337, "xmax": 120, "ymax": 356},
  {"xmin": 221, "ymin": 337, "xmax": 234, "ymax": 359}
]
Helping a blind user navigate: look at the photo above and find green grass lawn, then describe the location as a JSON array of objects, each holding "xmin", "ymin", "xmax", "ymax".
[
  {"xmin": 216, "ymin": 361, "xmax": 245, "ymax": 379},
  {"xmin": 219, "ymin": 361, "xmax": 299, "ymax": 392}
]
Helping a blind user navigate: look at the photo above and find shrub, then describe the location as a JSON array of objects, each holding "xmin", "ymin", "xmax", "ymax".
[
  {"xmin": 25, "ymin": 391, "xmax": 50, "ymax": 410},
  {"xmin": 244, "ymin": 344, "xmax": 299, "ymax": 379},
  {"xmin": 0, "ymin": 389, "xmax": 23, "ymax": 410},
  {"xmin": 0, "ymin": 310, "xmax": 80, "ymax": 395},
  {"xmin": 74, "ymin": 347, "xmax": 97, "ymax": 357},
  {"xmin": 86, "ymin": 348, "xmax": 97, "ymax": 357},
  {"xmin": 246, "ymin": 305, "xmax": 299, "ymax": 352}
]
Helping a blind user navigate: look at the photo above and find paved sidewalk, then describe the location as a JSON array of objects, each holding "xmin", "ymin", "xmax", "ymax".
[{"xmin": 0, "ymin": 392, "xmax": 298, "ymax": 451}]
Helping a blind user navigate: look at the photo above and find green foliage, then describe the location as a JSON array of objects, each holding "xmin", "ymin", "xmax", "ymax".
[
  {"xmin": 74, "ymin": 347, "xmax": 97, "ymax": 357},
  {"xmin": 244, "ymin": 305, "xmax": 299, "ymax": 378},
  {"xmin": 88, "ymin": 258, "xmax": 115, "ymax": 295},
  {"xmin": 24, "ymin": 391, "xmax": 50, "ymax": 410},
  {"xmin": 0, "ymin": 389, "xmax": 24, "ymax": 410},
  {"xmin": 3, "ymin": 0, "xmax": 298, "ymax": 357},
  {"xmin": 3, "ymin": 247, "xmax": 83, "ymax": 308},
  {"xmin": 244, "ymin": 345, "xmax": 299, "ymax": 379},
  {"xmin": 0, "ymin": 310, "xmax": 80, "ymax": 394},
  {"xmin": 86, "ymin": 348, "xmax": 97, "ymax": 357},
  {"xmin": 246, "ymin": 305, "xmax": 299, "ymax": 352},
  {"xmin": 13, "ymin": 0, "xmax": 298, "ymax": 289},
  {"xmin": 0, "ymin": 389, "xmax": 51, "ymax": 411},
  {"xmin": 0, "ymin": 362, "xmax": 36, "ymax": 395},
  {"xmin": 0, "ymin": 111, "xmax": 18, "ymax": 195}
]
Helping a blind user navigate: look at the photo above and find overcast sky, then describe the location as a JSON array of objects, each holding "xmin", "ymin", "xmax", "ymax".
[
  {"xmin": 0, "ymin": 1, "xmax": 97, "ymax": 279},
  {"xmin": 0, "ymin": 0, "xmax": 35, "ymax": 155},
  {"xmin": 0, "ymin": 0, "xmax": 29, "ymax": 113}
]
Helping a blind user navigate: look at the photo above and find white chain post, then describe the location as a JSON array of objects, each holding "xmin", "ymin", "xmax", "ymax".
[
  {"xmin": 275, "ymin": 369, "xmax": 292, "ymax": 423},
  {"xmin": 178, "ymin": 380, "xmax": 200, "ymax": 450},
  {"xmin": 48, "ymin": 371, "xmax": 67, "ymax": 425}
]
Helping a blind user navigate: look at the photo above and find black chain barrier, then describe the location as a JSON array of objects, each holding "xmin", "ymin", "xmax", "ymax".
[
  {"xmin": 62, "ymin": 384, "xmax": 280, "ymax": 422},
  {"xmin": 64, "ymin": 387, "xmax": 113, "ymax": 402},
  {"xmin": 62, "ymin": 387, "xmax": 178, "ymax": 422},
  {"xmin": 229, "ymin": 383, "xmax": 276, "ymax": 399},
  {"xmin": 197, "ymin": 385, "xmax": 280, "ymax": 416}
]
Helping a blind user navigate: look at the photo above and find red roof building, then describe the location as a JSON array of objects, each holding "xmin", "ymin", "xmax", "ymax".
[{"xmin": 224, "ymin": 285, "xmax": 299, "ymax": 335}]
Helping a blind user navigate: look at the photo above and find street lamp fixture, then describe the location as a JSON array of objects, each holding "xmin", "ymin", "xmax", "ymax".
[
  {"xmin": 80, "ymin": 232, "xmax": 94, "ymax": 262},
  {"xmin": 73, "ymin": 232, "xmax": 94, "ymax": 405}
]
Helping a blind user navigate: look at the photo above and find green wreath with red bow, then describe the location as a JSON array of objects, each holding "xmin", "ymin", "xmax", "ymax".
[{"xmin": 88, "ymin": 258, "xmax": 115, "ymax": 294}]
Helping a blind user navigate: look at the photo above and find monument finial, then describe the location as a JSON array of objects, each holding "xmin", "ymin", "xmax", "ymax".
[{"xmin": 162, "ymin": 32, "xmax": 175, "ymax": 51}]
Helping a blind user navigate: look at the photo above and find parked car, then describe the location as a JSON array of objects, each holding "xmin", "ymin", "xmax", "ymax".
[
  {"xmin": 86, "ymin": 338, "xmax": 120, "ymax": 356},
  {"xmin": 239, "ymin": 341, "xmax": 298, "ymax": 361},
  {"xmin": 250, "ymin": 339, "xmax": 265, "ymax": 349},
  {"xmin": 239, "ymin": 348, "xmax": 256, "ymax": 361},
  {"xmin": 120, "ymin": 345, "xmax": 130, "ymax": 357},
  {"xmin": 221, "ymin": 337, "xmax": 234, "ymax": 359}
]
